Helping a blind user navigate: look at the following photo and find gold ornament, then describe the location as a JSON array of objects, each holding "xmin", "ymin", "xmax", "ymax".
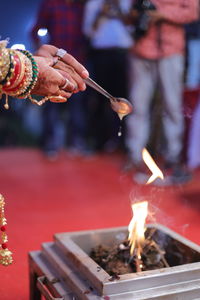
[{"xmin": 0, "ymin": 195, "xmax": 13, "ymax": 266}]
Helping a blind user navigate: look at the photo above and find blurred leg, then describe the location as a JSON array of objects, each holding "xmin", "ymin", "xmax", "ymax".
[
  {"xmin": 126, "ymin": 56, "xmax": 157, "ymax": 164},
  {"xmin": 159, "ymin": 55, "xmax": 184, "ymax": 164},
  {"xmin": 67, "ymin": 91, "xmax": 88, "ymax": 152},
  {"xmin": 41, "ymin": 103, "xmax": 65, "ymax": 155},
  {"xmin": 187, "ymin": 99, "xmax": 200, "ymax": 169},
  {"xmin": 186, "ymin": 39, "xmax": 200, "ymax": 88}
]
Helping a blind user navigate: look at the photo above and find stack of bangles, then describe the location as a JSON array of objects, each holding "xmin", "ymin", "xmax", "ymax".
[{"xmin": 0, "ymin": 40, "xmax": 42, "ymax": 109}]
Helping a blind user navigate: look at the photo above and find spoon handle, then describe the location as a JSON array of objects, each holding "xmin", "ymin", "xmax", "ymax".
[{"xmin": 85, "ymin": 77, "xmax": 115, "ymax": 100}]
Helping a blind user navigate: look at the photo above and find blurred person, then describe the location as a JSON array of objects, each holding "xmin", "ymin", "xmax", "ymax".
[
  {"xmin": 185, "ymin": 19, "xmax": 200, "ymax": 89},
  {"xmin": 125, "ymin": 0, "xmax": 199, "ymax": 185},
  {"xmin": 31, "ymin": 0, "xmax": 89, "ymax": 159},
  {"xmin": 185, "ymin": 18, "xmax": 200, "ymax": 170},
  {"xmin": 83, "ymin": 0, "xmax": 133, "ymax": 152}
]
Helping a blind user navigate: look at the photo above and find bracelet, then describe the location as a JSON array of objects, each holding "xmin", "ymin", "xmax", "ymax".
[
  {"xmin": 14, "ymin": 53, "xmax": 33, "ymax": 97},
  {"xmin": 0, "ymin": 52, "xmax": 15, "ymax": 86},
  {"xmin": 3, "ymin": 54, "xmax": 21, "ymax": 90},
  {"xmin": 3, "ymin": 51, "xmax": 26, "ymax": 91},
  {"xmin": 17, "ymin": 50, "xmax": 38, "ymax": 98},
  {"xmin": 0, "ymin": 44, "xmax": 10, "ymax": 82}
]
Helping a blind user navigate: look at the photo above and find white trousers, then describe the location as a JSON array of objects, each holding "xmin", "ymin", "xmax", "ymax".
[
  {"xmin": 186, "ymin": 39, "xmax": 200, "ymax": 88},
  {"xmin": 126, "ymin": 54, "xmax": 185, "ymax": 164},
  {"xmin": 186, "ymin": 39, "xmax": 200, "ymax": 169}
]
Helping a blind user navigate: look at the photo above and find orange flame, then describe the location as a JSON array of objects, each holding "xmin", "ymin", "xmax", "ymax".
[
  {"xmin": 128, "ymin": 201, "xmax": 148, "ymax": 256},
  {"xmin": 142, "ymin": 148, "xmax": 164, "ymax": 184},
  {"xmin": 128, "ymin": 149, "xmax": 163, "ymax": 270}
]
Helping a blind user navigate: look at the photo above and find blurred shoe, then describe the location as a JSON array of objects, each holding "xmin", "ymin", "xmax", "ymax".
[
  {"xmin": 170, "ymin": 165, "xmax": 192, "ymax": 184},
  {"xmin": 122, "ymin": 157, "xmax": 147, "ymax": 173},
  {"xmin": 155, "ymin": 163, "xmax": 192, "ymax": 186},
  {"xmin": 122, "ymin": 158, "xmax": 135, "ymax": 172},
  {"xmin": 149, "ymin": 176, "xmax": 172, "ymax": 186},
  {"xmin": 67, "ymin": 145, "xmax": 94, "ymax": 157},
  {"xmin": 44, "ymin": 150, "xmax": 59, "ymax": 161}
]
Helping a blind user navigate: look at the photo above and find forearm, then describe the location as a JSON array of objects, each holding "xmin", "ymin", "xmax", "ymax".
[{"xmin": 160, "ymin": 2, "xmax": 199, "ymax": 25}]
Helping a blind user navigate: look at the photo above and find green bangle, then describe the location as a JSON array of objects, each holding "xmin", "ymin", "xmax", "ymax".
[{"xmin": 17, "ymin": 50, "xmax": 38, "ymax": 98}]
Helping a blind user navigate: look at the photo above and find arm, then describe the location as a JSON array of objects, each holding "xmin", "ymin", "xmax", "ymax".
[{"xmin": 155, "ymin": 1, "xmax": 199, "ymax": 25}]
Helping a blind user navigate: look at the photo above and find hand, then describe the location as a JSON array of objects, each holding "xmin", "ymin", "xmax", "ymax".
[
  {"xmin": 147, "ymin": 11, "xmax": 165, "ymax": 23},
  {"xmin": 34, "ymin": 44, "xmax": 89, "ymax": 93},
  {"xmin": 31, "ymin": 56, "xmax": 74, "ymax": 99}
]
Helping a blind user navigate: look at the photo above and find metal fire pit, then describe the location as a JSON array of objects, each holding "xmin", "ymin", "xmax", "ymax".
[
  {"xmin": 36, "ymin": 224, "xmax": 200, "ymax": 300},
  {"xmin": 30, "ymin": 224, "xmax": 200, "ymax": 299}
]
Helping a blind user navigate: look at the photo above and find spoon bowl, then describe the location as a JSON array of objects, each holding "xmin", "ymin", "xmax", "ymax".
[
  {"xmin": 85, "ymin": 77, "xmax": 133, "ymax": 118},
  {"xmin": 110, "ymin": 97, "xmax": 133, "ymax": 119}
]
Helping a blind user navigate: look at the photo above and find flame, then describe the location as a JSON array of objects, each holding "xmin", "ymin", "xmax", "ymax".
[
  {"xmin": 128, "ymin": 201, "xmax": 148, "ymax": 256},
  {"xmin": 127, "ymin": 149, "xmax": 163, "ymax": 270},
  {"xmin": 142, "ymin": 148, "xmax": 164, "ymax": 184}
]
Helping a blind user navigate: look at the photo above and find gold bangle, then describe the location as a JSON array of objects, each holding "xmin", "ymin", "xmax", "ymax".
[{"xmin": 0, "ymin": 46, "xmax": 10, "ymax": 82}]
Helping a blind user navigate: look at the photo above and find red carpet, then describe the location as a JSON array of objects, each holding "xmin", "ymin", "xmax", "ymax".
[{"xmin": 0, "ymin": 149, "xmax": 200, "ymax": 300}]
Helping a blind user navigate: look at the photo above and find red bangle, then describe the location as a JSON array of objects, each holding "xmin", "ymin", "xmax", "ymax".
[{"xmin": 5, "ymin": 72, "xmax": 27, "ymax": 94}]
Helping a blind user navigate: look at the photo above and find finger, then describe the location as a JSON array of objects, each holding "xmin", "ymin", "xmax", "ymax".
[
  {"xmin": 58, "ymin": 69, "xmax": 86, "ymax": 92},
  {"xmin": 59, "ymin": 90, "xmax": 73, "ymax": 99},
  {"xmin": 35, "ymin": 44, "xmax": 89, "ymax": 78},
  {"xmin": 60, "ymin": 52, "xmax": 89, "ymax": 79},
  {"xmin": 59, "ymin": 78, "xmax": 75, "ymax": 92},
  {"xmin": 58, "ymin": 71, "xmax": 78, "ymax": 91},
  {"xmin": 51, "ymin": 56, "xmax": 59, "ymax": 67},
  {"xmin": 39, "ymin": 45, "xmax": 89, "ymax": 78},
  {"xmin": 52, "ymin": 68, "xmax": 75, "ymax": 92},
  {"xmin": 34, "ymin": 44, "xmax": 57, "ymax": 58},
  {"xmin": 35, "ymin": 45, "xmax": 89, "ymax": 79}
]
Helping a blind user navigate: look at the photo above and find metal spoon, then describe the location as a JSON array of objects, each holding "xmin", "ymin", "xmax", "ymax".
[{"xmin": 85, "ymin": 77, "xmax": 133, "ymax": 119}]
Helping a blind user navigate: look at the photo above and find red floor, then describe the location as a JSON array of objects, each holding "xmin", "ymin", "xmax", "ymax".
[{"xmin": 0, "ymin": 148, "xmax": 200, "ymax": 300}]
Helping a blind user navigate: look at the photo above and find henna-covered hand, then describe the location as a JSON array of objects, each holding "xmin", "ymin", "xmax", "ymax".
[
  {"xmin": 34, "ymin": 44, "xmax": 89, "ymax": 92},
  {"xmin": 31, "ymin": 56, "xmax": 74, "ymax": 99}
]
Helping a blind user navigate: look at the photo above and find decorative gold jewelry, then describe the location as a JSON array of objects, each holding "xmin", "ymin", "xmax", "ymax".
[
  {"xmin": 28, "ymin": 95, "xmax": 67, "ymax": 105},
  {"xmin": 5, "ymin": 50, "xmax": 26, "ymax": 90},
  {"xmin": 14, "ymin": 53, "xmax": 33, "ymax": 97},
  {"xmin": 0, "ymin": 194, "xmax": 13, "ymax": 266},
  {"xmin": 48, "ymin": 95, "xmax": 67, "ymax": 103},
  {"xmin": 0, "ymin": 41, "xmax": 10, "ymax": 83},
  {"xmin": 16, "ymin": 50, "xmax": 38, "ymax": 99}
]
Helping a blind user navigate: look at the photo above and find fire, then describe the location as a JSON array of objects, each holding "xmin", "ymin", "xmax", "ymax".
[
  {"xmin": 128, "ymin": 149, "xmax": 164, "ymax": 271},
  {"xmin": 142, "ymin": 148, "xmax": 164, "ymax": 184},
  {"xmin": 128, "ymin": 201, "xmax": 148, "ymax": 256}
]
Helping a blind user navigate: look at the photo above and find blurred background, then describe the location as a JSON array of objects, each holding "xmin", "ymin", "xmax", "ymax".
[{"xmin": 1, "ymin": 1, "xmax": 200, "ymax": 299}]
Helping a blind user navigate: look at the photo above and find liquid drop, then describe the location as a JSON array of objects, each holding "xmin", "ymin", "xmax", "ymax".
[{"xmin": 118, "ymin": 125, "xmax": 122, "ymax": 137}]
